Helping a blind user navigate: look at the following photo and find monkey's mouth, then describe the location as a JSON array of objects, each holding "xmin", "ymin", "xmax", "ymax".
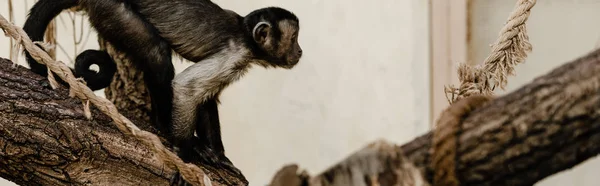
[
  {"xmin": 282, "ymin": 64, "xmax": 295, "ymax": 69},
  {"xmin": 284, "ymin": 58, "xmax": 301, "ymax": 69}
]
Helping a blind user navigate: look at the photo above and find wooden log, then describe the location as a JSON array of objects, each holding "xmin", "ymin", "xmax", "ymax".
[
  {"xmin": 0, "ymin": 58, "xmax": 246, "ymax": 185},
  {"xmin": 271, "ymin": 48, "xmax": 600, "ymax": 186}
]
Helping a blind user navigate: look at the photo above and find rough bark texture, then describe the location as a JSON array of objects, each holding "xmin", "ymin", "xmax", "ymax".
[
  {"xmin": 99, "ymin": 38, "xmax": 153, "ymax": 133},
  {"xmin": 271, "ymin": 48, "xmax": 600, "ymax": 186},
  {"xmin": 0, "ymin": 57, "xmax": 248, "ymax": 185},
  {"xmin": 0, "ymin": 58, "xmax": 170, "ymax": 185},
  {"xmin": 0, "ymin": 54, "xmax": 246, "ymax": 186}
]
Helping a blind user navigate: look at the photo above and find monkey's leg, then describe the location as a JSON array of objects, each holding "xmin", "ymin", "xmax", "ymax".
[
  {"xmin": 200, "ymin": 99, "xmax": 225, "ymax": 154},
  {"xmin": 196, "ymin": 99, "xmax": 237, "ymax": 167},
  {"xmin": 170, "ymin": 92, "xmax": 229, "ymax": 163},
  {"xmin": 197, "ymin": 99, "xmax": 241, "ymax": 174},
  {"xmin": 85, "ymin": 1, "xmax": 175, "ymax": 133},
  {"xmin": 169, "ymin": 100, "xmax": 238, "ymax": 186},
  {"xmin": 170, "ymin": 90, "xmax": 241, "ymax": 184}
]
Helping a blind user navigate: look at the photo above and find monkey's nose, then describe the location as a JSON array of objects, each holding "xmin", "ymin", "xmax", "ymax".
[{"xmin": 298, "ymin": 49, "xmax": 303, "ymax": 56}]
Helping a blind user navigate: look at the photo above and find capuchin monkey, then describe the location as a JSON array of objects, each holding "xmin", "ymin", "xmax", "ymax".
[{"xmin": 22, "ymin": 0, "xmax": 302, "ymax": 184}]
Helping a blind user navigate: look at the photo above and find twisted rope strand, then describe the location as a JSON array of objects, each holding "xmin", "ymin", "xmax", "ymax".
[{"xmin": 445, "ymin": 0, "xmax": 536, "ymax": 104}]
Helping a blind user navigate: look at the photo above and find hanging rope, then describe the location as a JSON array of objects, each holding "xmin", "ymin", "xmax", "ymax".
[
  {"xmin": 434, "ymin": 0, "xmax": 537, "ymax": 186},
  {"xmin": 0, "ymin": 15, "xmax": 211, "ymax": 186},
  {"xmin": 445, "ymin": 0, "xmax": 537, "ymax": 104}
]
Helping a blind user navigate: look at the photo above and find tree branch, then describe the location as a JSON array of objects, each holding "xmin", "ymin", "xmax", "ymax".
[
  {"xmin": 271, "ymin": 48, "xmax": 600, "ymax": 186},
  {"xmin": 0, "ymin": 58, "xmax": 245, "ymax": 185}
]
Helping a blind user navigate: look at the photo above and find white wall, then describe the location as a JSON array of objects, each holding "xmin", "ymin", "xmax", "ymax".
[
  {"xmin": 469, "ymin": 0, "xmax": 600, "ymax": 185},
  {"xmin": 212, "ymin": 0, "xmax": 431, "ymax": 185},
  {"xmin": 0, "ymin": 0, "xmax": 431, "ymax": 185}
]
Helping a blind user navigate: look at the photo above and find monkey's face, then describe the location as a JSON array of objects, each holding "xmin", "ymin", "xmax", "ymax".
[
  {"xmin": 277, "ymin": 20, "xmax": 302, "ymax": 68},
  {"xmin": 253, "ymin": 19, "xmax": 302, "ymax": 69}
]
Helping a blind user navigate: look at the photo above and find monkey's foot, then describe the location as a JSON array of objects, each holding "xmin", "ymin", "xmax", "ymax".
[
  {"xmin": 169, "ymin": 172, "xmax": 192, "ymax": 186},
  {"xmin": 170, "ymin": 148, "xmax": 244, "ymax": 186}
]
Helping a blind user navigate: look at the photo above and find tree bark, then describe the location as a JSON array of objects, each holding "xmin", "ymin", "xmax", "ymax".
[
  {"xmin": 98, "ymin": 37, "xmax": 154, "ymax": 133},
  {"xmin": 0, "ymin": 57, "xmax": 246, "ymax": 185},
  {"xmin": 271, "ymin": 48, "xmax": 600, "ymax": 186},
  {"xmin": 0, "ymin": 57, "xmax": 166, "ymax": 185}
]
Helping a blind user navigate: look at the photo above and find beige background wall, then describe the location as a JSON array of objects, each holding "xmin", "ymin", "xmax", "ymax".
[
  {"xmin": 469, "ymin": 0, "xmax": 600, "ymax": 185},
  {"xmin": 0, "ymin": 0, "xmax": 430, "ymax": 185}
]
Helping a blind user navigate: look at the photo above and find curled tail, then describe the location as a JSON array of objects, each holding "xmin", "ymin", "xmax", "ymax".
[{"xmin": 23, "ymin": 0, "xmax": 116, "ymax": 91}]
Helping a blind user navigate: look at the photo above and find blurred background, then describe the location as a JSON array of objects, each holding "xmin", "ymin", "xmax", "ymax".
[{"xmin": 0, "ymin": 0, "xmax": 599, "ymax": 185}]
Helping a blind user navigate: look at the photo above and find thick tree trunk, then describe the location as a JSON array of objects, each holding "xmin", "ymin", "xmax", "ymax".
[{"xmin": 271, "ymin": 48, "xmax": 600, "ymax": 186}]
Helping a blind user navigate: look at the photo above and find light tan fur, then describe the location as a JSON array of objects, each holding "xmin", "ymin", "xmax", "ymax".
[{"xmin": 171, "ymin": 39, "xmax": 251, "ymax": 138}]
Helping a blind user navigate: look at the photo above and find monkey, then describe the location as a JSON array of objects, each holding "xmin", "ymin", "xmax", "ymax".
[
  {"xmin": 128, "ymin": 0, "xmax": 302, "ymax": 181},
  {"xmin": 22, "ymin": 0, "xmax": 302, "ymax": 183},
  {"xmin": 127, "ymin": 2, "xmax": 302, "ymax": 184}
]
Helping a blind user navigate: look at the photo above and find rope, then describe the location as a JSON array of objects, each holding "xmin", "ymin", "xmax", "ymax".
[
  {"xmin": 445, "ymin": 0, "xmax": 536, "ymax": 104},
  {"xmin": 435, "ymin": 0, "xmax": 536, "ymax": 185},
  {"xmin": 431, "ymin": 95, "xmax": 493, "ymax": 186},
  {"xmin": 0, "ymin": 15, "xmax": 210, "ymax": 186}
]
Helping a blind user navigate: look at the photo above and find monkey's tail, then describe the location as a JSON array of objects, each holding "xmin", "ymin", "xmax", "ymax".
[
  {"xmin": 73, "ymin": 50, "xmax": 117, "ymax": 90},
  {"xmin": 23, "ymin": 0, "xmax": 116, "ymax": 91}
]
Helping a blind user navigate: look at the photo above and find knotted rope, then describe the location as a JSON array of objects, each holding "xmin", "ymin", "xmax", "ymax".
[
  {"xmin": 0, "ymin": 15, "xmax": 210, "ymax": 186},
  {"xmin": 434, "ymin": 0, "xmax": 536, "ymax": 185}
]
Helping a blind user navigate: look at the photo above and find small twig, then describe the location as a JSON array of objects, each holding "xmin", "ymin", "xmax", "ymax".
[
  {"xmin": 8, "ymin": 0, "xmax": 15, "ymax": 62},
  {"xmin": 75, "ymin": 14, "xmax": 85, "ymax": 45},
  {"xmin": 78, "ymin": 27, "xmax": 93, "ymax": 53},
  {"xmin": 68, "ymin": 12, "xmax": 77, "ymax": 61}
]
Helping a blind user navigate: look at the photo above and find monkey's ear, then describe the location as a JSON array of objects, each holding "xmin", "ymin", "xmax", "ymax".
[{"xmin": 253, "ymin": 21, "xmax": 271, "ymax": 44}]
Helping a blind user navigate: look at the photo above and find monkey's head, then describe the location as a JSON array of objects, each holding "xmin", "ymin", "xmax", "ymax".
[{"xmin": 245, "ymin": 7, "xmax": 302, "ymax": 69}]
